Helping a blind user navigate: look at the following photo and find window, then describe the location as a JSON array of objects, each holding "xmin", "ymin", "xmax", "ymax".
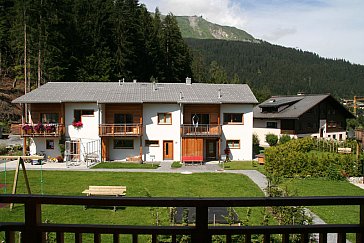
[
  {"xmin": 145, "ymin": 140, "xmax": 159, "ymax": 147},
  {"xmin": 114, "ymin": 114, "xmax": 133, "ymax": 124},
  {"xmin": 158, "ymin": 113, "xmax": 172, "ymax": 124},
  {"xmin": 191, "ymin": 114, "xmax": 210, "ymax": 124},
  {"xmin": 74, "ymin": 110, "xmax": 94, "ymax": 122},
  {"xmin": 339, "ymin": 134, "xmax": 343, "ymax": 141},
  {"xmin": 113, "ymin": 139, "xmax": 134, "ymax": 149},
  {"xmin": 41, "ymin": 113, "xmax": 59, "ymax": 123},
  {"xmin": 223, "ymin": 113, "xmax": 243, "ymax": 124},
  {"xmin": 266, "ymin": 121, "xmax": 278, "ymax": 128},
  {"xmin": 327, "ymin": 121, "xmax": 337, "ymax": 128},
  {"xmin": 46, "ymin": 139, "xmax": 54, "ymax": 150},
  {"xmin": 227, "ymin": 140, "xmax": 240, "ymax": 149}
]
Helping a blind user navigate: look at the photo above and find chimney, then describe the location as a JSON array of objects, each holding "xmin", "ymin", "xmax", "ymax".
[
  {"xmin": 118, "ymin": 79, "xmax": 121, "ymax": 85},
  {"xmin": 133, "ymin": 79, "xmax": 137, "ymax": 83},
  {"xmin": 186, "ymin": 77, "xmax": 192, "ymax": 85}
]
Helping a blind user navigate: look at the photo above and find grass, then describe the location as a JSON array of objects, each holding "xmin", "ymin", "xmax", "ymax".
[
  {"xmin": 0, "ymin": 170, "xmax": 266, "ymax": 242},
  {"xmin": 91, "ymin": 162, "xmax": 160, "ymax": 169},
  {"xmin": 171, "ymin": 161, "xmax": 182, "ymax": 168},
  {"xmin": 281, "ymin": 177, "xmax": 364, "ymax": 242},
  {"xmin": 221, "ymin": 161, "xmax": 266, "ymax": 173}
]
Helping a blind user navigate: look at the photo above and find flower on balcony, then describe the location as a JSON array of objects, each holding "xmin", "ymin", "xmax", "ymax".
[
  {"xmin": 34, "ymin": 122, "xmax": 45, "ymax": 133},
  {"xmin": 22, "ymin": 124, "xmax": 33, "ymax": 132},
  {"xmin": 45, "ymin": 124, "xmax": 56, "ymax": 133},
  {"xmin": 72, "ymin": 121, "xmax": 83, "ymax": 128}
]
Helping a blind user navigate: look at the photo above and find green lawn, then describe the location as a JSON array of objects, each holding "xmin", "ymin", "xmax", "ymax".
[
  {"xmin": 281, "ymin": 177, "xmax": 364, "ymax": 242},
  {"xmin": 92, "ymin": 162, "xmax": 160, "ymax": 169},
  {"xmin": 0, "ymin": 170, "xmax": 265, "ymax": 242},
  {"xmin": 221, "ymin": 161, "xmax": 265, "ymax": 173}
]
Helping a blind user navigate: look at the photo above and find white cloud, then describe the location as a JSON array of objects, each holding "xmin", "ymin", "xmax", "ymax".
[{"xmin": 141, "ymin": 0, "xmax": 364, "ymax": 65}]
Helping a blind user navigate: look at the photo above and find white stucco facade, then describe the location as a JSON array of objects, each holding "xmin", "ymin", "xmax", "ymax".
[
  {"xmin": 221, "ymin": 104, "xmax": 254, "ymax": 160},
  {"xmin": 143, "ymin": 103, "xmax": 181, "ymax": 161}
]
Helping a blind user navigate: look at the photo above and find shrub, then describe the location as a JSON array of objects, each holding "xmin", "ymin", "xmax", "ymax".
[
  {"xmin": 265, "ymin": 137, "xmax": 358, "ymax": 180},
  {"xmin": 252, "ymin": 133, "xmax": 260, "ymax": 156},
  {"xmin": 0, "ymin": 145, "xmax": 8, "ymax": 155},
  {"xmin": 265, "ymin": 133, "xmax": 278, "ymax": 146},
  {"xmin": 279, "ymin": 135, "xmax": 291, "ymax": 144},
  {"xmin": 171, "ymin": 161, "xmax": 182, "ymax": 168}
]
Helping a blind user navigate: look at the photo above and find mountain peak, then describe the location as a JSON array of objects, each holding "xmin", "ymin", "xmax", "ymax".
[{"xmin": 176, "ymin": 16, "xmax": 259, "ymax": 43}]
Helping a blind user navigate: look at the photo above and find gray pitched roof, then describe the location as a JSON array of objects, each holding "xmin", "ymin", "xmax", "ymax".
[
  {"xmin": 254, "ymin": 94, "xmax": 331, "ymax": 119},
  {"xmin": 13, "ymin": 82, "xmax": 258, "ymax": 104}
]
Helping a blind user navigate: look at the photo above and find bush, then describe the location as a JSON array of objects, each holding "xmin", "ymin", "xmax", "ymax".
[
  {"xmin": 253, "ymin": 133, "xmax": 260, "ymax": 156},
  {"xmin": 265, "ymin": 134, "xmax": 278, "ymax": 146},
  {"xmin": 279, "ymin": 135, "xmax": 291, "ymax": 144},
  {"xmin": 265, "ymin": 137, "xmax": 358, "ymax": 180},
  {"xmin": 0, "ymin": 145, "xmax": 8, "ymax": 155},
  {"xmin": 171, "ymin": 161, "xmax": 182, "ymax": 168}
]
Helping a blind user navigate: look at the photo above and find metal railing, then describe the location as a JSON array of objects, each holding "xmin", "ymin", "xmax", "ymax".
[
  {"xmin": 99, "ymin": 124, "xmax": 142, "ymax": 137},
  {"xmin": 181, "ymin": 124, "xmax": 222, "ymax": 137},
  {"xmin": 0, "ymin": 195, "xmax": 363, "ymax": 243},
  {"xmin": 11, "ymin": 123, "xmax": 64, "ymax": 137}
]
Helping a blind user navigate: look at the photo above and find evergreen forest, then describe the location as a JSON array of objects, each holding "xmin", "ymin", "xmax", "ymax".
[
  {"xmin": 0, "ymin": 0, "xmax": 192, "ymax": 91},
  {"xmin": 186, "ymin": 39, "xmax": 364, "ymax": 100},
  {"xmin": 1, "ymin": 0, "xmax": 364, "ymax": 101}
]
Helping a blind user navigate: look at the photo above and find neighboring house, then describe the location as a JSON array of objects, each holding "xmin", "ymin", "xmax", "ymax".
[
  {"xmin": 12, "ymin": 79, "xmax": 258, "ymax": 162},
  {"xmin": 253, "ymin": 94, "xmax": 355, "ymax": 146}
]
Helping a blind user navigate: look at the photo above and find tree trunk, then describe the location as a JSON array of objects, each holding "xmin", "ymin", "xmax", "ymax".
[{"xmin": 38, "ymin": 48, "xmax": 41, "ymax": 87}]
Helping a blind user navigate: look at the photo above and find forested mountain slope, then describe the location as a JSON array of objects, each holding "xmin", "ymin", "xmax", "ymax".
[
  {"xmin": 176, "ymin": 16, "xmax": 258, "ymax": 42},
  {"xmin": 186, "ymin": 38, "xmax": 364, "ymax": 99}
]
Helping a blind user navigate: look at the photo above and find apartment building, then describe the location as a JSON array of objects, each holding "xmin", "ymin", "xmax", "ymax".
[{"xmin": 12, "ymin": 79, "xmax": 258, "ymax": 162}]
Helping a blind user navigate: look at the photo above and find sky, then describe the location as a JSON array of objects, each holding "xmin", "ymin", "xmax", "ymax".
[{"xmin": 140, "ymin": 0, "xmax": 364, "ymax": 65}]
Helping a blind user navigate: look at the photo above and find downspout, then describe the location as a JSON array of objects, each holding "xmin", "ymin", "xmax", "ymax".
[
  {"xmin": 98, "ymin": 102, "xmax": 102, "ymax": 162},
  {"xmin": 179, "ymin": 102, "xmax": 183, "ymax": 163}
]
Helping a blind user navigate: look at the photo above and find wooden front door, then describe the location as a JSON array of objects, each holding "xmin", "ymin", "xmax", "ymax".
[
  {"xmin": 206, "ymin": 139, "xmax": 217, "ymax": 160},
  {"xmin": 163, "ymin": 141, "xmax": 173, "ymax": 160}
]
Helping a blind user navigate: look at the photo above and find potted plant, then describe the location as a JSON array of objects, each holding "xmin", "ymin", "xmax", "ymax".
[
  {"xmin": 45, "ymin": 124, "xmax": 56, "ymax": 133},
  {"xmin": 22, "ymin": 124, "xmax": 33, "ymax": 134},
  {"xmin": 72, "ymin": 121, "xmax": 83, "ymax": 128},
  {"xmin": 34, "ymin": 122, "xmax": 45, "ymax": 133}
]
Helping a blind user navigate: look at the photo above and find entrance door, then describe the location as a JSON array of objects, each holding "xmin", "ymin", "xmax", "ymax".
[
  {"xmin": 163, "ymin": 141, "xmax": 173, "ymax": 160},
  {"xmin": 206, "ymin": 140, "xmax": 216, "ymax": 160}
]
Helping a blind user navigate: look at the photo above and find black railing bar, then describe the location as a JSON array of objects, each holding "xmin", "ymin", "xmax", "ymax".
[
  {"xmin": 38, "ymin": 224, "xmax": 195, "ymax": 234},
  {"xmin": 1, "ymin": 195, "xmax": 364, "ymax": 207},
  {"xmin": 209, "ymin": 224, "xmax": 361, "ymax": 234},
  {"xmin": 0, "ymin": 222, "xmax": 25, "ymax": 231}
]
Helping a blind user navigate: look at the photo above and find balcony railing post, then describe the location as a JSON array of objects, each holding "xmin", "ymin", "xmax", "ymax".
[
  {"xmin": 193, "ymin": 206, "xmax": 210, "ymax": 242},
  {"xmin": 358, "ymin": 204, "xmax": 364, "ymax": 243},
  {"xmin": 24, "ymin": 198, "xmax": 44, "ymax": 243}
]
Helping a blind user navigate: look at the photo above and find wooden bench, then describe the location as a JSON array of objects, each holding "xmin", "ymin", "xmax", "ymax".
[{"xmin": 82, "ymin": 186, "xmax": 127, "ymax": 211}]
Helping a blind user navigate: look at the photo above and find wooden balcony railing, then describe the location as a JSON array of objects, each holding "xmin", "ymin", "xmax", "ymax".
[
  {"xmin": 11, "ymin": 123, "xmax": 64, "ymax": 137},
  {"xmin": 355, "ymin": 128, "xmax": 364, "ymax": 141},
  {"xmin": 281, "ymin": 129, "xmax": 296, "ymax": 135},
  {"xmin": 0, "ymin": 195, "xmax": 363, "ymax": 243},
  {"xmin": 181, "ymin": 124, "xmax": 221, "ymax": 137},
  {"xmin": 99, "ymin": 124, "xmax": 142, "ymax": 137}
]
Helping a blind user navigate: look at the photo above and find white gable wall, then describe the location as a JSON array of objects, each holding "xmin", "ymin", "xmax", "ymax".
[
  {"xmin": 65, "ymin": 103, "xmax": 100, "ymax": 140},
  {"xmin": 143, "ymin": 103, "xmax": 181, "ymax": 161},
  {"xmin": 253, "ymin": 119, "xmax": 281, "ymax": 147},
  {"xmin": 221, "ymin": 104, "xmax": 254, "ymax": 160}
]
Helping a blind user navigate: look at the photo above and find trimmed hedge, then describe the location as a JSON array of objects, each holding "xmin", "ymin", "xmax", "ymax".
[{"xmin": 265, "ymin": 137, "xmax": 362, "ymax": 179}]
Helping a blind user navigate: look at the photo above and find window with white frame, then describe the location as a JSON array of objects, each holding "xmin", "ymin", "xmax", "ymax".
[
  {"xmin": 158, "ymin": 113, "xmax": 172, "ymax": 124},
  {"xmin": 226, "ymin": 140, "xmax": 240, "ymax": 149}
]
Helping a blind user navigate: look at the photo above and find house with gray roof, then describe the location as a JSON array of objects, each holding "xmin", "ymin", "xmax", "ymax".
[
  {"xmin": 253, "ymin": 94, "xmax": 355, "ymax": 146},
  {"xmin": 13, "ymin": 78, "xmax": 258, "ymax": 163}
]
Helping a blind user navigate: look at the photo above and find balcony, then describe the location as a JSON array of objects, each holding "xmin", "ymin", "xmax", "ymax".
[
  {"xmin": 99, "ymin": 124, "xmax": 142, "ymax": 137},
  {"xmin": 181, "ymin": 124, "xmax": 222, "ymax": 137},
  {"xmin": 355, "ymin": 128, "xmax": 364, "ymax": 141},
  {"xmin": 0, "ymin": 195, "xmax": 363, "ymax": 243},
  {"xmin": 11, "ymin": 123, "xmax": 64, "ymax": 137},
  {"xmin": 281, "ymin": 129, "xmax": 296, "ymax": 135}
]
